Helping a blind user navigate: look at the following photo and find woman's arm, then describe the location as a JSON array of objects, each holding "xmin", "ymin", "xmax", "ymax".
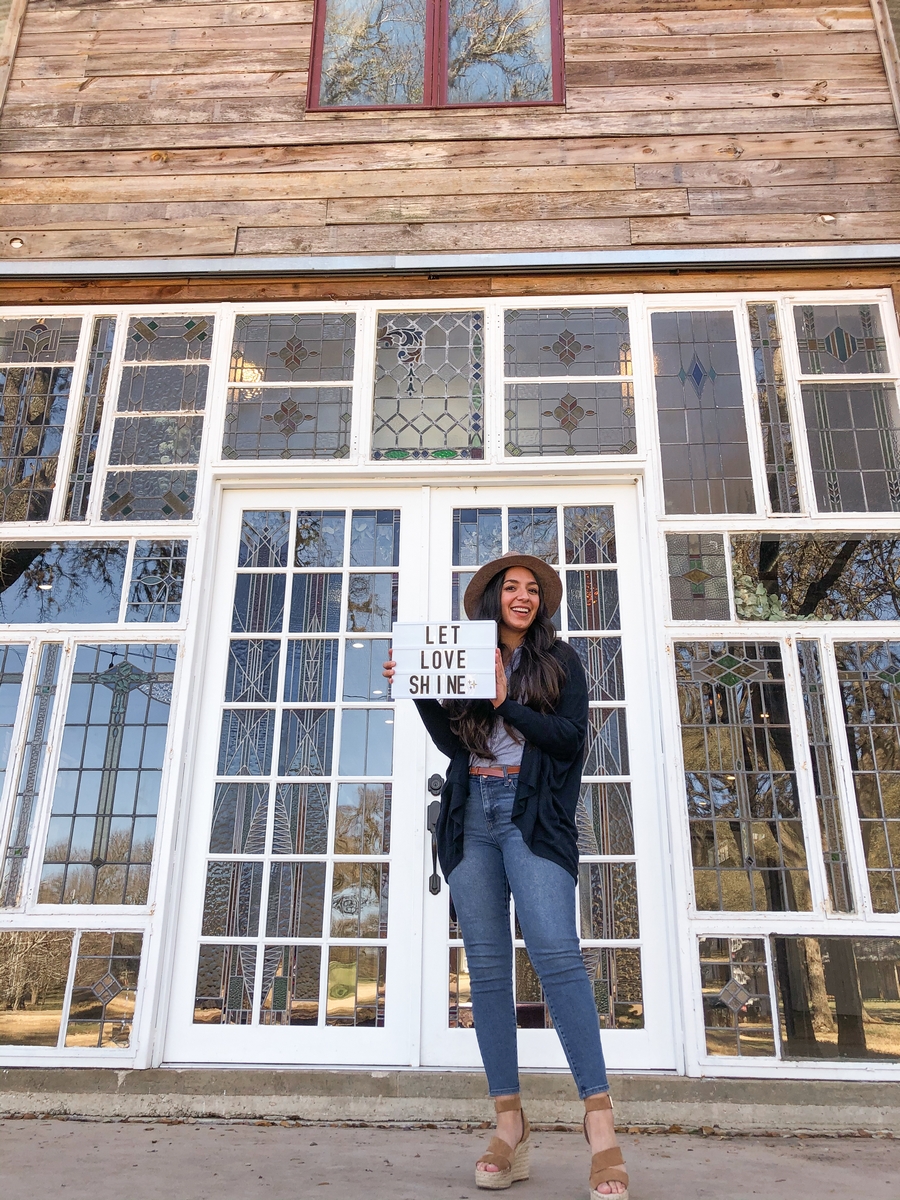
[
  {"xmin": 383, "ymin": 653, "xmax": 463, "ymax": 759},
  {"xmin": 495, "ymin": 645, "xmax": 588, "ymax": 759}
]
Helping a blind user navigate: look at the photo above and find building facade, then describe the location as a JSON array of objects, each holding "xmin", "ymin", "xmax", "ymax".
[{"xmin": 0, "ymin": 0, "xmax": 899, "ymax": 1089}]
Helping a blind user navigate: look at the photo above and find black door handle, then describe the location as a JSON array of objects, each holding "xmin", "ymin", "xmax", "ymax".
[{"xmin": 426, "ymin": 797, "xmax": 442, "ymax": 895}]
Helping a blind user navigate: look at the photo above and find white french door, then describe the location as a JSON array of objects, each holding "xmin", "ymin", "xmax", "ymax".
[{"xmin": 165, "ymin": 482, "xmax": 678, "ymax": 1070}]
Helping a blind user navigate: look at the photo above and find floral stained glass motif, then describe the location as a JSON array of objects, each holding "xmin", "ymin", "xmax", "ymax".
[
  {"xmin": 0, "ymin": 542, "xmax": 127, "ymax": 624},
  {"xmin": 699, "ymin": 937, "xmax": 775, "ymax": 1057},
  {"xmin": 66, "ymin": 316, "xmax": 117, "ymax": 521},
  {"xmin": 223, "ymin": 388, "xmax": 352, "ymax": 460},
  {"xmin": 833, "ymin": 641, "xmax": 900, "ymax": 914},
  {"xmin": 652, "ymin": 311, "xmax": 754, "ymax": 515},
  {"xmin": 666, "ymin": 533, "xmax": 730, "ymax": 622},
  {"xmin": 126, "ymin": 540, "xmax": 188, "ymax": 623},
  {"xmin": 675, "ymin": 641, "xmax": 812, "ymax": 913},
  {"xmin": 230, "ymin": 313, "xmax": 356, "ymax": 383},
  {"xmin": 0, "ymin": 317, "xmax": 81, "ymax": 523},
  {"xmin": 794, "ymin": 305, "xmax": 888, "ymax": 375},
  {"xmin": 38, "ymin": 643, "xmax": 177, "ymax": 907},
  {"xmin": 371, "ymin": 311, "xmax": 484, "ymax": 460},
  {"xmin": 747, "ymin": 302, "xmax": 800, "ymax": 514}
]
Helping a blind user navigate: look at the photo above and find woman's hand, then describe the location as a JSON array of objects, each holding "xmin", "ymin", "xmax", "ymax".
[
  {"xmin": 382, "ymin": 653, "xmax": 396, "ymax": 684},
  {"xmin": 492, "ymin": 648, "xmax": 507, "ymax": 709}
]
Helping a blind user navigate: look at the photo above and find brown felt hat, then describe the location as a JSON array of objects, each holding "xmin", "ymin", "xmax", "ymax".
[{"xmin": 463, "ymin": 552, "xmax": 563, "ymax": 620}]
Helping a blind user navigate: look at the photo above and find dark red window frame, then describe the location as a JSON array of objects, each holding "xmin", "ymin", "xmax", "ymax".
[{"xmin": 307, "ymin": 0, "xmax": 565, "ymax": 113}]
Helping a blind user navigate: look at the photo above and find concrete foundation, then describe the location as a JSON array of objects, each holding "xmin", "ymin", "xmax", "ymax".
[{"xmin": 2, "ymin": 1068, "xmax": 899, "ymax": 1134}]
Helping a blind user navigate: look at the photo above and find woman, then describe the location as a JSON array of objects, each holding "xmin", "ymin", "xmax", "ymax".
[{"xmin": 384, "ymin": 552, "xmax": 628, "ymax": 1198}]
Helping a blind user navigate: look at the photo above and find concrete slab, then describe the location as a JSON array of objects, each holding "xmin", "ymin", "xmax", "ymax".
[{"xmin": 0, "ymin": 1118, "xmax": 897, "ymax": 1200}]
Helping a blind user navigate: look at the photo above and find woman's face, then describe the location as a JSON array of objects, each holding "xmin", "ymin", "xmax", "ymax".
[{"xmin": 498, "ymin": 567, "xmax": 540, "ymax": 637}]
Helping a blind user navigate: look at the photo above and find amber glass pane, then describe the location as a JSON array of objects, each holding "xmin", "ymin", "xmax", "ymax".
[{"xmin": 0, "ymin": 930, "xmax": 73, "ymax": 1046}]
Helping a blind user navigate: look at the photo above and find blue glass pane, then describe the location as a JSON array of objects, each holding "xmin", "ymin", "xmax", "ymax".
[
  {"xmin": 279, "ymin": 709, "xmax": 334, "ymax": 776},
  {"xmin": 317, "ymin": 0, "xmax": 426, "ymax": 107},
  {"xmin": 284, "ymin": 639, "xmax": 339, "ymax": 702},
  {"xmin": 225, "ymin": 640, "xmax": 280, "ymax": 703},
  {"xmin": 218, "ymin": 709, "xmax": 275, "ymax": 776},
  {"xmin": 0, "ymin": 542, "xmax": 127, "ymax": 623},
  {"xmin": 295, "ymin": 510, "xmax": 346, "ymax": 567},
  {"xmin": 339, "ymin": 709, "xmax": 394, "ymax": 776},
  {"xmin": 448, "ymin": 0, "xmax": 553, "ymax": 104},
  {"xmin": 232, "ymin": 573, "xmax": 285, "ymax": 633},
  {"xmin": 289, "ymin": 573, "xmax": 342, "ymax": 633}
]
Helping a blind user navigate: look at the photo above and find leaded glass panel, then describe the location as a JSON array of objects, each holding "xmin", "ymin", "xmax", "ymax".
[
  {"xmin": 209, "ymin": 783, "xmax": 269, "ymax": 855},
  {"xmin": 65, "ymin": 931, "xmax": 143, "ymax": 1048},
  {"xmin": 267, "ymin": 862, "xmax": 327, "ymax": 936},
  {"xmin": 371, "ymin": 311, "xmax": 483, "ymax": 460},
  {"xmin": 579, "ymin": 862, "xmax": 639, "ymax": 939},
  {"xmin": 226, "ymin": 640, "xmax": 281, "ymax": 704},
  {"xmin": 0, "ymin": 542, "xmax": 127, "ymax": 624},
  {"xmin": 576, "ymin": 782, "xmax": 634, "ymax": 855},
  {"xmin": 675, "ymin": 641, "xmax": 811, "ymax": 913},
  {"xmin": 1, "ymin": 644, "xmax": 62, "ymax": 908},
  {"xmin": 222, "ymin": 388, "xmax": 352, "ymax": 460},
  {"xmin": 260, "ymin": 945, "xmax": 321, "ymax": 1025},
  {"xmin": 317, "ymin": 0, "xmax": 427, "ymax": 107},
  {"xmin": 125, "ymin": 540, "xmax": 188, "ymax": 623},
  {"xmin": 505, "ymin": 308, "xmax": 631, "ymax": 377},
  {"xmin": 652, "ymin": 311, "xmax": 755, "ymax": 515},
  {"xmin": 797, "ymin": 640, "xmax": 852, "ymax": 913},
  {"xmin": 747, "ymin": 303, "xmax": 800, "ymax": 514},
  {"xmin": 240, "ymin": 510, "xmax": 290, "ymax": 568},
  {"xmin": 833, "ymin": 641, "xmax": 900, "ymax": 914},
  {"xmin": 102, "ymin": 470, "xmax": 196, "ymax": 521},
  {"xmin": 772, "ymin": 936, "xmax": 900, "ymax": 1060},
  {"xmin": 202, "ymin": 861, "xmax": 263, "ymax": 937},
  {"xmin": 732, "ymin": 532, "xmax": 900, "ymax": 622},
  {"xmin": 326, "ymin": 946, "xmax": 386, "ymax": 1026},
  {"xmin": 802, "ymin": 383, "xmax": 900, "ymax": 513},
  {"xmin": 582, "ymin": 946, "xmax": 643, "ymax": 1030},
  {"xmin": 0, "ymin": 317, "xmax": 80, "ymax": 364},
  {"xmin": 284, "ymin": 639, "xmax": 339, "ymax": 703},
  {"xmin": 194, "ymin": 943, "xmax": 256, "ymax": 1024},
  {"xmin": 0, "ymin": 362, "xmax": 75, "ymax": 522},
  {"xmin": 0, "ymin": 930, "xmax": 73, "ymax": 1045},
  {"xmin": 231, "ymin": 313, "xmax": 356, "ymax": 383},
  {"xmin": 505, "ymin": 383, "xmax": 636, "ymax": 457},
  {"xmin": 116, "ymin": 365, "xmax": 209, "ymax": 414},
  {"xmin": 699, "ymin": 937, "xmax": 775, "ymax": 1057},
  {"xmin": 564, "ymin": 506, "xmax": 615, "ymax": 565},
  {"xmin": 274, "ymin": 783, "xmax": 330, "ymax": 854},
  {"xmin": 109, "ymin": 415, "xmax": 204, "ymax": 467},
  {"xmin": 66, "ymin": 316, "xmax": 116, "ymax": 521},
  {"xmin": 666, "ymin": 533, "xmax": 730, "ymax": 622},
  {"xmin": 38, "ymin": 643, "xmax": 177, "ymax": 907},
  {"xmin": 508, "ymin": 506, "xmax": 558, "ymax": 563},
  {"xmin": 0, "ymin": 644, "xmax": 26, "ymax": 808},
  {"xmin": 794, "ymin": 304, "xmax": 888, "ymax": 375},
  {"xmin": 124, "ymin": 314, "xmax": 213, "ymax": 362}
]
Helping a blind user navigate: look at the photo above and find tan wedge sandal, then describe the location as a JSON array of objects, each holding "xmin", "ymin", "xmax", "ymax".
[
  {"xmin": 584, "ymin": 1093, "xmax": 629, "ymax": 1200},
  {"xmin": 475, "ymin": 1095, "xmax": 531, "ymax": 1191}
]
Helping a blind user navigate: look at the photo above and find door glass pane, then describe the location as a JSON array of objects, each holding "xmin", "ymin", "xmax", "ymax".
[
  {"xmin": 317, "ymin": 0, "xmax": 426, "ymax": 107},
  {"xmin": 448, "ymin": 0, "xmax": 553, "ymax": 104},
  {"xmin": 674, "ymin": 640, "xmax": 812, "ymax": 913},
  {"xmin": 652, "ymin": 311, "xmax": 755, "ymax": 515},
  {"xmin": 372, "ymin": 312, "xmax": 484, "ymax": 461},
  {"xmin": 833, "ymin": 640, "xmax": 900, "ymax": 913},
  {"xmin": 196, "ymin": 507, "xmax": 397, "ymax": 1026},
  {"xmin": 38, "ymin": 643, "xmax": 178, "ymax": 906}
]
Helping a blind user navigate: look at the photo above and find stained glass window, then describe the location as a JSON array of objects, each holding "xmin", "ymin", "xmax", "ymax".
[
  {"xmin": 802, "ymin": 384, "xmax": 900, "ymax": 513},
  {"xmin": 197, "ymin": 507, "xmax": 397, "ymax": 1027},
  {"xmin": 65, "ymin": 931, "xmax": 143, "ymax": 1048},
  {"xmin": 833, "ymin": 641, "xmax": 900, "ymax": 914},
  {"xmin": 797, "ymin": 640, "xmax": 852, "ymax": 913},
  {"xmin": 772, "ymin": 936, "xmax": 900, "ymax": 1060},
  {"xmin": 312, "ymin": 0, "xmax": 559, "ymax": 109},
  {"xmin": 0, "ymin": 542, "xmax": 127, "ymax": 624},
  {"xmin": 371, "ymin": 311, "xmax": 484, "ymax": 460},
  {"xmin": 38, "ymin": 643, "xmax": 177, "ymax": 906},
  {"xmin": 0, "ymin": 317, "xmax": 81, "ymax": 522},
  {"xmin": 747, "ymin": 302, "xmax": 800, "ymax": 514},
  {"xmin": 652, "ymin": 311, "xmax": 755, "ymax": 515},
  {"xmin": 674, "ymin": 641, "xmax": 812, "ymax": 913},
  {"xmin": 101, "ymin": 315, "xmax": 213, "ymax": 521},
  {"xmin": 699, "ymin": 937, "xmax": 775, "ymax": 1057},
  {"xmin": 504, "ymin": 308, "xmax": 635, "ymax": 457},
  {"xmin": 1, "ymin": 644, "xmax": 62, "ymax": 908},
  {"xmin": 666, "ymin": 533, "xmax": 730, "ymax": 622},
  {"xmin": 66, "ymin": 316, "xmax": 116, "ymax": 521},
  {"xmin": 0, "ymin": 644, "xmax": 27, "ymax": 837},
  {"xmin": 794, "ymin": 304, "xmax": 888, "ymax": 375},
  {"xmin": 731, "ymin": 532, "xmax": 900, "ymax": 622},
  {"xmin": 125, "ymin": 540, "xmax": 188, "ymax": 623}
]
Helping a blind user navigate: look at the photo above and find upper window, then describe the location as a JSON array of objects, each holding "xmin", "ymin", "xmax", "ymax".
[{"xmin": 308, "ymin": 0, "xmax": 562, "ymax": 110}]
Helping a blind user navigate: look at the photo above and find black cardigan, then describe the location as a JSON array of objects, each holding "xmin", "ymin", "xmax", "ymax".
[{"xmin": 414, "ymin": 640, "xmax": 589, "ymax": 881}]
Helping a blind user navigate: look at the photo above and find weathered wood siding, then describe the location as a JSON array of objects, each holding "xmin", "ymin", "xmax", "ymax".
[{"xmin": 1, "ymin": 0, "xmax": 899, "ymax": 259}]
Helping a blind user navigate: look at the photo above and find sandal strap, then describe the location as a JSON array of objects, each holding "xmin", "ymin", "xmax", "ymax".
[
  {"xmin": 584, "ymin": 1093, "xmax": 613, "ymax": 1112},
  {"xmin": 494, "ymin": 1096, "xmax": 522, "ymax": 1114},
  {"xmin": 477, "ymin": 1136, "xmax": 514, "ymax": 1172},
  {"xmin": 590, "ymin": 1148, "xmax": 629, "ymax": 1190}
]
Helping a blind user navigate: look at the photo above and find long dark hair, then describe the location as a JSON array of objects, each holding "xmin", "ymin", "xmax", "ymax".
[{"xmin": 444, "ymin": 567, "xmax": 565, "ymax": 757}]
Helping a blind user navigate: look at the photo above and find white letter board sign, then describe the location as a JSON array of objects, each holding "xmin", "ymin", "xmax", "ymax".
[{"xmin": 391, "ymin": 621, "xmax": 497, "ymax": 699}]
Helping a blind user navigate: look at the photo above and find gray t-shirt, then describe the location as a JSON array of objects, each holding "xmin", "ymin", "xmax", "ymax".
[{"xmin": 470, "ymin": 649, "xmax": 524, "ymax": 769}]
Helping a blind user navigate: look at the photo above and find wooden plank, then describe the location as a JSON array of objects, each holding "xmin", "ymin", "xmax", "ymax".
[
  {"xmin": 2, "ymin": 106, "xmax": 897, "ymax": 154},
  {"xmin": 1, "ymin": 199, "xmax": 328, "ymax": 228},
  {"xmin": 6, "ymin": 132, "xmax": 900, "ymax": 179},
  {"xmin": 0, "ymin": 165, "xmax": 638, "ymax": 202},
  {"xmin": 2, "ymin": 72, "xmax": 310, "ymax": 104},
  {"xmin": 629, "ymin": 212, "xmax": 900, "ymax": 242},
  {"xmin": 636, "ymin": 156, "xmax": 900, "ymax": 187},
  {"xmin": 323, "ymin": 191, "xmax": 688, "ymax": 224},
  {"xmin": 22, "ymin": 3, "xmax": 313, "ymax": 32},
  {"xmin": 688, "ymin": 182, "xmax": 900, "ymax": 213},
  {"xmin": 565, "ymin": 32, "xmax": 881, "ymax": 58},
  {"xmin": 565, "ymin": 82, "xmax": 892, "ymax": 111},
  {"xmin": 235, "ymin": 219, "xmax": 634, "ymax": 255},
  {"xmin": 0, "ymin": 0, "xmax": 28, "ymax": 111},
  {"xmin": 17, "ymin": 25, "xmax": 312, "ymax": 55},
  {"xmin": 0, "ymin": 225, "xmax": 238, "ymax": 257},
  {"xmin": 564, "ymin": 0, "xmax": 853, "ymax": 12},
  {"xmin": 565, "ymin": 55, "xmax": 888, "ymax": 87},
  {"xmin": 8, "ymin": 54, "xmax": 87, "ymax": 78},
  {"xmin": 82, "ymin": 47, "xmax": 310, "ymax": 75},
  {"xmin": 563, "ymin": 9, "xmax": 875, "ymax": 37}
]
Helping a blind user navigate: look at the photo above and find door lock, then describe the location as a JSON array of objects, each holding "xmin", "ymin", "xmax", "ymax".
[{"xmin": 428, "ymin": 773, "xmax": 444, "ymax": 795}]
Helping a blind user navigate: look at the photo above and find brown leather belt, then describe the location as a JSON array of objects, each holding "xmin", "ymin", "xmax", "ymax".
[{"xmin": 470, "ymin": 765, "xmax": 521, "ymax": 778}]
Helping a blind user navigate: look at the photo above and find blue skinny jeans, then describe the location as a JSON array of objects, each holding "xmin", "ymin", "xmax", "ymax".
[{"xmin": 447, "ymin": 772, "xmax": 609, "ymax": 1099}]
